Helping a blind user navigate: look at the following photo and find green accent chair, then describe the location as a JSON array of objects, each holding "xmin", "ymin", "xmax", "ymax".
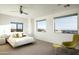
[{"xmin": 63, "ymin": 34, "xmax": 79, "ymax": 48}]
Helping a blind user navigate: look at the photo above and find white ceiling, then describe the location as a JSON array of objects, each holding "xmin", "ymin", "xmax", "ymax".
[{"xmin": 0, "ymin": 4, "xmax": 79, "ymax": 18}]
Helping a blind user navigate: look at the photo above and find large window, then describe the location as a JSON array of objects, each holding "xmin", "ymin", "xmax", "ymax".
[
  {"xmin": 11, "ymin": 22, "xmax": 23, "ymax": 32},
  {"xmin": 36, "ymin": 19, "xmax": 46, "ymax": 32},
  {"xmin": 54, "ymin": 13, "xmax": 78, "ymax": 34}
]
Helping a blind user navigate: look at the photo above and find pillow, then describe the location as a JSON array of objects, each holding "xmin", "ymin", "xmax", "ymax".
[
  {"xmin": 11, "ymin": 32, "xmax": 17, "ymax": 38},
  {"xmin": 11, "ymin": 32, "xmax": 23, "ymax": 38},
  {"xmin": 17, "ymin": 32, "xmax": 23, "ymax": 38},
  {"xmin": 11, "ymin": 33, "xmax": 17, "ymax": 38},
  {"xmin": 22, "ymin": 35, "xmax": 26, "ymax": 37},
  {"xmin": 16, "ymin": 33, "xmax": 20, "ymax": 38}
]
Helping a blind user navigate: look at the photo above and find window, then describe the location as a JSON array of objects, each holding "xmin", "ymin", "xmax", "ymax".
[
  {"xmin": 54, "ymin": 13, "xmax": 78, "ymax": 34},
  {"xmin": 11, "ymin": 22, "xmax": 23, "ymax": 32},
  {"xmin": 36, "ymin": 19, "xmax": 46, "ymax": 32},
  {"xmin": 0, "ymin": 25, "xmax": 11, "ymax": 35}
]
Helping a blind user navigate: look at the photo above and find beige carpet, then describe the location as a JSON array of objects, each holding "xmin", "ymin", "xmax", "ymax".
[
  {"xmin": 0, "ymin": 40, "xmax": 54, "ymax": 55},
  {"xmin": 0, "ymin": 40, "xmax": 79, "ymax": 55}
]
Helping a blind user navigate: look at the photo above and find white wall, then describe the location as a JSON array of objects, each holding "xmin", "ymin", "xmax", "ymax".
[
  {"xmin": 0, "ymin": 7, "xmax": 79, "ymax": 45},
  {"xmin": 33, "ymin": 8, "xmax": 79, "ymax": 45},
  {"xmin": 0, "ymin": 14, "xmax": 30, "ymax": 35}
]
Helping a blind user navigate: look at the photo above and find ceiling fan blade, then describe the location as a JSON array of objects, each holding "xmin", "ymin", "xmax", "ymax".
[
  {"xmin": 22, "ymin": 12, "xmax": 28, "ymax": 15},
  {"xmin": 20, "ymin": 5, "xmax": 29, "ymax": 15}
]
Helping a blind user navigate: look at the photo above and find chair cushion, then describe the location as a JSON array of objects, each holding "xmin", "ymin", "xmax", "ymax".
[
  {"xmin": 63, "ymin": 42, "xmax": 77, "ymax": 48},
  {"xmin": 63, "ymin": 42, "xmax": 72, "ymax": 46}
]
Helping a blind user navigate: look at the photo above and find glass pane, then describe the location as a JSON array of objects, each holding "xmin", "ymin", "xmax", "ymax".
[
  {"xmin": 54, "ymin": 15, "xmax": 77, "ymax": 34},
  {"xmin": 18, "ymin": 24, "xmax": 22, "ymax": 29},
  {"xmin": 37, "ymin": 20, "xmax": 46, "ymax": 32},
  {"xmin": 37, "ymin": 21, "xmax": 46, "ymax": 29},
  {"xmin": 11, "ymin": 22, "xmax": 23, "ymax": 32},
  {"xmin": 11, "ymin": 24, "xmax": 16, "ymax": 29}
]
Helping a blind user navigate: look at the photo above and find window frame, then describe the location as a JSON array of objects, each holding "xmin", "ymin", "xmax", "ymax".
[
  {"xmin": 54, "ymin": 13, "xmax": 78, "ymax": 34},
  {"xmin": 36, "ymin": 19, "xmax": 47, "ymax": 32},
  {"xmin": 11, "ymin": 22, "xmax": 23, "ymax": 32}
]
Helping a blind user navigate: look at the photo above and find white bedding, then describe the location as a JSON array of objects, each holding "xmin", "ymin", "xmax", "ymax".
[{"xmin": 7, "ymin": 36, "xmax": 35, "ymax": 47}]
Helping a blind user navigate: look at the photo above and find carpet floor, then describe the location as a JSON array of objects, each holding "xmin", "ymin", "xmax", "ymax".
[{"xmin": 0, "ymin": 40, "xmax": 79, "ymax": 55}]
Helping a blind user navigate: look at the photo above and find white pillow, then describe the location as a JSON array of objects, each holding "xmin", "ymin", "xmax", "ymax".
[
  {"xmin": 18, "ymin": 32, "xmax": 23, "ymax": 38},
  {"xmin": 11, "ymin": 32, "xmax": 23, "ymax": 38}
]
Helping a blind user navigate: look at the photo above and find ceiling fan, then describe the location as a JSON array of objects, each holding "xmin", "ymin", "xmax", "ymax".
[
  {"xmin": 10, "ymin": 5, "xmax": 29, "ymax": 15},
  {"xmin": 20, "ymin": 5, "xmax": 28, "ymax": 15},
  {"xmin": 58, "ymin": 4, "xmax": 70, "ymax": 8}
]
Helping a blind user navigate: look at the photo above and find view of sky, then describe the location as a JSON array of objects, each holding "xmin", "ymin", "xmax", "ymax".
[
  {"xmin": 55, "ymin": 15, "xmax": 77, "ymax": 30},
  {"xmin": 37, "ymin": 20, "xmax": 46, "ymax": 29}
]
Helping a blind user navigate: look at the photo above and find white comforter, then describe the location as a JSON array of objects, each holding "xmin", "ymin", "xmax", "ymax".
[{"xmin": 7, "ymin": 36, "xmax": 35, "ymax": 47}]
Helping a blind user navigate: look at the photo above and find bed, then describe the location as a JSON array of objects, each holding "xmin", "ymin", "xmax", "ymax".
[{"xmin": 7, "ymin": 36, "xmax": 35, "ymax": 47}]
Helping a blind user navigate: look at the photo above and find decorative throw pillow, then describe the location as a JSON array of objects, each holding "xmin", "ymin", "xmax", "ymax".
[
  {"xmin": 11, "ymin": 32, "xmax": 18, "ymax": 38},
  {"xmin": 11, "ymin": 32, "xmax": 23, "ymax": 38},
  {"xmin": 22, "ymin": 35, "xmax": 26, "ymax": 37},
  {"xmin": 12, "ymin": 33, "xmax": 16, "ymax": 38},
  {"xmin": 18, "ymin": 32, "xmax": 23, "ymax": 38},
  {"xmin": 15, "ymin": 33, "xmax": 18, "ymax": 38}
]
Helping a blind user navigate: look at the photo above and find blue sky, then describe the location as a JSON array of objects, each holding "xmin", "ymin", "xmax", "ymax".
[
  {"xmin": 55, "ymin": 16, "xmax": 77, "ymax": 30},
  {"xmin": 37, "ymin": 20, "xmax": 46, "ymax": 29}
]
